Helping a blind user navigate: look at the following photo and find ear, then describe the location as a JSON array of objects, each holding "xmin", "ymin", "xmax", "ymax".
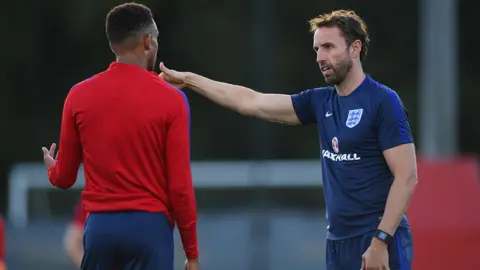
[
  {"xmin": 350, "ymin": 40, "xmax": 362, "ymax": 59},
  {"xmin": 143, "ymin": 34, "xmax": 152, "ymax": 51}
]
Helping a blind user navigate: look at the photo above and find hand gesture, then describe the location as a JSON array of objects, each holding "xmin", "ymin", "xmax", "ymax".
[
  {"xmin": 184, "ymin": 258, "xmax": 200, "ymax": 270},
  {"xmin": 159, "ymin": 62, "xmax": 187, "ymax": 89},
  {"xmin": 42, "ymin": 143, "xmax": 57, "ymax": 169},
  {"xmin": 361, "ymin": 239, "xmax": 389, "ymax": 270}
]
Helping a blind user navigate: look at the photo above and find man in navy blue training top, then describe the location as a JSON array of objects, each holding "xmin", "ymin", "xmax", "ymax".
[{"xmin": 160, "ymin": 9, "xmax": 418, "ymax": 270}]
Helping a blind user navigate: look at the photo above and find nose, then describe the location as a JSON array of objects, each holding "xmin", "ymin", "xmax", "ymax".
[{"xmin": 316, "ymin": 50, "xmax": 327, "ymax": 64}]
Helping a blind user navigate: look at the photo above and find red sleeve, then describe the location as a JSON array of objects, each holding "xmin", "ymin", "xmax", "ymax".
[
  {"xmin": 0, "ymin": 216, "xmax": 4, "ymax": 261},
  {"xmin": 166, "ymin": 89, "xmax": 198, "ymax": 259},
  {"xmin": 48, "ymin": 91, "xmax": 83, "ymax": 189},
  {"xmin": 72, "ymin": 202, "xmax": 86, "ymax": 227}
]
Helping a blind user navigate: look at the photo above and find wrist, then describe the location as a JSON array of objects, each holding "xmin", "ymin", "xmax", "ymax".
[
  {"xmin": 373, "ymin": 228, "xmax": 393, "ymax": 247},
  {"xmin": 371, "ymin": 236, "xmax": 388, "ymax": 248},
  {"xmin": 184, "ymin": 72, "xmax": 198, "ymax": 88}
]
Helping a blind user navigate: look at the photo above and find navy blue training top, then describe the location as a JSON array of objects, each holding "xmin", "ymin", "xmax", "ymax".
[{"xmin": 291, "ymin": 75, "xmax": 414, "ymax": 240}]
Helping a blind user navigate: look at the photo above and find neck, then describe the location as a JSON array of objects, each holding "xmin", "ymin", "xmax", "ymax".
[
  {"xmin": 116, "ymin": 53, "xmax": 147, "ymax": 70},
  {"xmin": 335, "ymin": 65, "xmax": 366, "ymax": 96}
]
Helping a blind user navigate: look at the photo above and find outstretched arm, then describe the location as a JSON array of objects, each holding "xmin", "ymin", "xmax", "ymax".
[{"xmin": 160, "ymin": 63, "xmax": 300, "ymax": 125}]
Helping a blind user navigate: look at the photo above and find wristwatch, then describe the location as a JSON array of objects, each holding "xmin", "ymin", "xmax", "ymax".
[{"xmin": 374, "ymin": 229, "xmax": 393, "ymax": 244}]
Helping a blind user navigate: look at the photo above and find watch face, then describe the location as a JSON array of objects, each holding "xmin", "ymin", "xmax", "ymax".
[{"xmin": 378, "ymin": 231, "xmax": 387, "ymax": 239}]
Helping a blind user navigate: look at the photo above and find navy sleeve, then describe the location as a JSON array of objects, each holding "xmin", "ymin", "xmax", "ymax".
[
  {"xmin": 377, "ymin": 90, "xmax": 414, "ymax": 151},
  {"xmin": 290, "ymin": 89, "xmax": 317, "ymax": 125}
]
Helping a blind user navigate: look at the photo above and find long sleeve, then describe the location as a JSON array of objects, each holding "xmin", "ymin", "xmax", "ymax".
[
  {"xmin": 48, "ymin": 92, "xmax": 83, "ymax": 189},
  {"xmin": 166, "ymin": 90, "xmax": 198, "ymax": 259}
]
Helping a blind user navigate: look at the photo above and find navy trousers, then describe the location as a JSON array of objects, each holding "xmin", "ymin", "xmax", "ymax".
[
  {"xmin": 81, "ymin": 211, "xmax": 174, "ymax": 270},
  {"xmin": 326, "ymin": 227, "xmax": 414, "ymax": 270}
]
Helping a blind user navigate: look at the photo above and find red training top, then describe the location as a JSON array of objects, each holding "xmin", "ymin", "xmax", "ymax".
[{"xmin": 47, "ymin": 62, "xmax": 198, "ymax": 259}]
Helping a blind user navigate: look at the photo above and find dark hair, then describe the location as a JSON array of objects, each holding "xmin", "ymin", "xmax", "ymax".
[
  {"xmin": 309, "ymin": 10, "xmax": 370, "ymax": 61},
  {"xmin": 105, "ymin": 2, "xmax": 154, "ymax": 45}
]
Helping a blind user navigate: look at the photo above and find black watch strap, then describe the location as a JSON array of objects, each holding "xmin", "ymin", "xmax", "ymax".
[{"xmin": 374, "ymin": 229, "xmax": 393, "ymax": 244}]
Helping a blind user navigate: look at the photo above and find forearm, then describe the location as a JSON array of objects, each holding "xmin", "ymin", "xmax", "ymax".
[
  {"xmin": 48, "ymin": 164, "xmax": 78, "ymax": 190},
  {"xmin": 166, "ymin": 93, "xmax": 199, "ymax": 259},
  {"xmin": 378, "ymin": 176, "xmax": 417, "ymax": 235},
  {"xmin": 170, "ymin": 184, "xmax": 198, "ymax": 259},
  {"xmin": 185, "ymin": 72, "xmax": 259, "ymax": 115},
  {"xmin": 177, "ymin": 217, "xmax": 198, "ymax": 259},
  {"xmin": 49, "ymin": 97, "xmax": 82, "ymax": 189}
]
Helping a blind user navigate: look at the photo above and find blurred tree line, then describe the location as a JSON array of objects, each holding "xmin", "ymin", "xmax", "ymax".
[{"xmin": 0, "ymin": 0, "xmax": 478, "ymax": 208}]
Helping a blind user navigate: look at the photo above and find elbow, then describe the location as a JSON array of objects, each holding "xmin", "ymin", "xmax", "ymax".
[
  {"xmin": 50, "ymin": 172, "xmax": 77, "ymax": 190},
  {"xmin": 52, "ymin": 178, "xmax": 75, "ymax": 190},
  {"xmin": 237, "ymin": 100, "xmax": 257, "ymax": 117},
  {"xmin": 238, "ymin": 106, "xmax": 256, "ymax": 118},
  {"xmin": 405, "ymin": 174, "xmax": 418, "ymax": 194},
  {"xmin": 48, "ymin": 168, "xmax": 76, "ymax": 190},
  {"xmin": 237, "ymin": 92, "xmax": 261, "ymax": 117}
]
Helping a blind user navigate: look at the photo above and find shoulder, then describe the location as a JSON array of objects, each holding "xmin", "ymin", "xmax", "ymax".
[
  {"xmin": 301, "ymin": 86, "xmax": 333, "ymax": 97},
  {"xmin": 143, "ymin": 73, "xmax": 190, "ymax": 114},
  {"xmin": 149, "ymin": 73, "xmax": 189, "ymax": 107},
  {"xmin": 67, "ymin": 74, "xmax": 103, "ymax": 100},
  {"xmin": 366, "ymin": 79, "xmax": 410, "ymax": 123},
  {"xmin": 369, "ymin": 79, "xmax": 402, "ymax": 102},
  {"xmin": 293, "ymin": 86, "xmax": 334, "ymax": 102}
]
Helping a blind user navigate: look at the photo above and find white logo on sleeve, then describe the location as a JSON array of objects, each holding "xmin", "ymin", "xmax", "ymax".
[
  {"xmin": 325, "ymin": 111, "xmax": 332, "ymax": 117},
  {"xmin": 346, "ymin": 109, "xmax": 363, "ymax": 128}
]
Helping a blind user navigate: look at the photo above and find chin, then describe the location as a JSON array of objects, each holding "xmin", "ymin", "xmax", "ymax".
[{"xmin": 325, "ymin": 77, "xmax": 339, "ymax": 85}]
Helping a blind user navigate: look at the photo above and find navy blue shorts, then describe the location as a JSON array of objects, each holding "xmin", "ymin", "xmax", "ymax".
[
  {"xmin": 326, "ymin": 227, "xmax": 413, "ymax": 270},
  {"xmin": 81, "ymin": 211, "xmax": 174, "ymax": 270}
]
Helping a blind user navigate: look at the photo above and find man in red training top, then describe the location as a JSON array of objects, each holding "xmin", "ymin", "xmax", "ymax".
[
  {"xmin": 41, "ymin": 3, "xmax": 199, "ymax": 270},
  {"xmin": 64, "ymin": 202, "xmax": 86, "ymax": 268}
]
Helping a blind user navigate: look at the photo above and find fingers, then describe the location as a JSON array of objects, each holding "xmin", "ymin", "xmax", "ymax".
[
  {"xmin": 49, "ymin": 143, "xmax": 56, "ymax": 156},
  {"xmin": 159, "ymin": 62, "xmax": 170, "ymax": 74},
  {"xmin": 42, "ymin": 143, "xmax": 56, "ymax": 157},
  {"xmin": 360, "ymin": 256, "xmax": 366, "ymax": 270}
]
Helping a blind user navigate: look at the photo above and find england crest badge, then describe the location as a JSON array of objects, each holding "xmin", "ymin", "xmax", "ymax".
[{"xmin": 345, "ymin": 109, "xmax": 363, "ymax": 128}]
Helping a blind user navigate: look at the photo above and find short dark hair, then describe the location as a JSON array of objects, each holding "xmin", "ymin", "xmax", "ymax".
[
  {"xmin": 105, "ymin": 2, "xmax": 155, "ymax": 45},
  {"xmin": 309, "ymin": 10, "xmax": 370, "ymax": 61}
]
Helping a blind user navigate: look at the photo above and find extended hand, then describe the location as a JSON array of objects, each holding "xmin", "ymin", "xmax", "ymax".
[
  {"xmin": 361, "ymin": 239, "xmax": 389, "ymax": 270},
  {"xmin": 42, "ymin": 143, "xmax": 57, "ymax": 169},
  {"xmin": 159, "ymin": 62, "xmax": 187, "ymax": 89}
]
